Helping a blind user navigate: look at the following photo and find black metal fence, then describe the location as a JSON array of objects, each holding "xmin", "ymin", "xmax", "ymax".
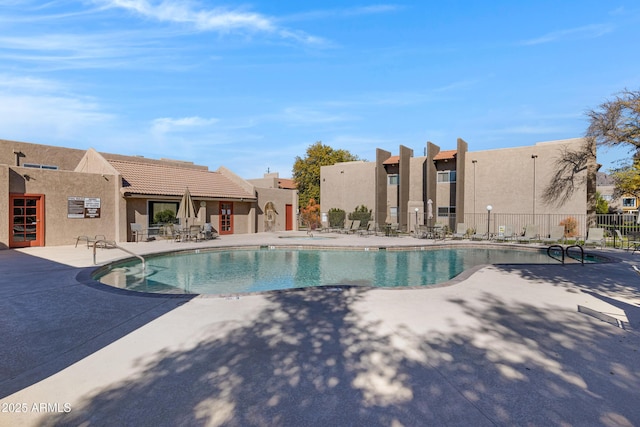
[{"xmin": 416, "ymin": 213, "xmax": 640, "ymax": 239}]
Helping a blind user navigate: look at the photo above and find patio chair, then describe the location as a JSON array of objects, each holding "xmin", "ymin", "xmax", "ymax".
[
  {"xmin": 203, "ymin": 223, "xmax": 219, "ymax": 240},
  {"xmin": 414, "ymin": 224, "xmax": 428, "ymax": 239},
  {"xmin": 613, "ymin": 229, "xmax": 627, "ymax": 250},
  {"xmin": 347, "ymin": 220, "xmax": 361, "ymax": 234},
  {"xmin": 451, "ymin": 223, "xmax": 468, "ymax": 240},
  {"xmin": 387, "ymin": 223, "xmax": 399, "ymax": 237},
  {"xmin": 516, "ymin": 224, "xmax": 539, "ymax": 243},
  {"xmin": 186, "ymin": 224, "xmax": 202, "ymax": 242},
  {"xmin": 470, "ymin": 224, "xmax": 488, "ymax": 240},
  {"xmin": 432, "ymin": 223, "xmax": 446, "ymax": 240},
  {"xmin": 358, "ymin": 220, "xmax": 375, "ymax": 237},
  {"xmin": 130, "ymin": 223, "xmax": 146, "ymax": 242},
  {"xmin": 583, "ymin": 228, "xmax": 605, "ymax": 249},
  {"xmin": 340, "ymin": 219, "xmax": 354, "ymax": 234},
  {"xmin": 541, "ymin": 225, "xmax": 566, "ymax": 245},
  {"xmin": 161, "ymin": 224, "xmax": 181, "ymax": 242},
  {"xmin": 495, "ymin": 225, "xmax": 516, "ymax": 242}
]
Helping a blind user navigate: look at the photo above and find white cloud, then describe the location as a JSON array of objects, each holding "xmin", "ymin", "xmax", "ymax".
[
  {"xmin": 151, "ymin": 116, "xmax": 219, "ymax": 135},
  {"xmin": 0, "ymin": 93, "xmax": 113, "ymax": 141},
  {"xmin": 280, "ymin": 107, "xmax": 352, "ymax": 126},
  {"xmin": 520, "ymin": 24, "xmax": 613, "ymax": 46},
  {"xmin": 96, "ymin": 0, "xmax": 325, "ymax": 44}
]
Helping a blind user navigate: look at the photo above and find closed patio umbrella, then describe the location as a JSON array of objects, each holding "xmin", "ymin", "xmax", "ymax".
[{"xmin": 177, "ymin": 187, "xmax": 197, "ymax": 230}]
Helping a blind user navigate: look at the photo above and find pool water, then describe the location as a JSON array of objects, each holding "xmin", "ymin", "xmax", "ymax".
[{"xmin": 94, "ymin": 247, "xmax": 598, "ymax": 295}]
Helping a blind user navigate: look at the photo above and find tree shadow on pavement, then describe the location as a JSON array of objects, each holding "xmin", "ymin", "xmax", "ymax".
[{"xmin": 43, "ymin": 285, "xmax": 640, "ymax": 426}]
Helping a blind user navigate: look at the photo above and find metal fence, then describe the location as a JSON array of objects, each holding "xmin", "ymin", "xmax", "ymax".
[{"xmin": 419, "ymin": 213, "xmax": 640, "ymax": 239}]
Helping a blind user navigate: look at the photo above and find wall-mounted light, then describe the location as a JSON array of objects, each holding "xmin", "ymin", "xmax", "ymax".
[{"xmin": 23, "ymin": 174, "xmax": 31, "ymax": 181}]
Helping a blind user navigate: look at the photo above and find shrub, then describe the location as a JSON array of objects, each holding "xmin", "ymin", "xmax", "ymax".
[
  {"xmin": 154, "ymin": 209, "xmax": 176, "ymax": 224},
  {"xmin": 328, "ymin": 208, "xmax": 346, "ymax": 227},
  {"xmin": 560, "ymin": 216, "xmax": 578, "ymax": 237},
  {"xmin": 300, "ymin": 198, "xmax": 321, "ymax": 229},
  {"xmin": 348, "ymin": 205, "xmax": 372, "ymax": 226}
]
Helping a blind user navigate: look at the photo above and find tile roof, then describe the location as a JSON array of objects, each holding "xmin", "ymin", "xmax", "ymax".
[
  {"xmin": 433, "ymin": 150, "xmax": 457, "ymax": 161},
  {"xmin": 383, "ymin": 155, "xmax": 400, "ymax": 165},
  {"xmin": 278, "ymin": 178, "xmax": 297, "ymax": 189},
  {"xmin": 109, "ymin": 160, "xmax": 256, "ymax": 200}
]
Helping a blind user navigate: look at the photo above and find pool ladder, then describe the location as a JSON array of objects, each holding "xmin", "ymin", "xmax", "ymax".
[
  {"xmin": 93, "ymin": 240, "xmax": 146, "ymax": 270},
  {"xmin": 546, "ymin": 244, "xmax": 584, "ymax": 265}
]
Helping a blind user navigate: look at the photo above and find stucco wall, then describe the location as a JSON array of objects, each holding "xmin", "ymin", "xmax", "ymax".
[
  {"xmin": 255, "ymin": 188, "xmax": 298, "ymax": 232},
  {"xmin": 464, "ymin": 139, "xmax": 588, "ymax": 216},
  {"xmin": 0, "ymin": 165, "xmax": 9, "ymax": 248},
  {"xmin": 0, "ymin": 139, "xmax": 86, "ymax": 171},
  {"xmin": 6, "ymin": 167, "xmax": 118, "ymax": 246},
  {"xmin": 320, "ymin": 161, "xmax": 376, "ymax": 221}
]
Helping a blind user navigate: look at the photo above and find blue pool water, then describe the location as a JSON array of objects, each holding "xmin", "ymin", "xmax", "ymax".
[{"xmin": 94, "ymin": 247, "xmax": 601, "ymax": 295}]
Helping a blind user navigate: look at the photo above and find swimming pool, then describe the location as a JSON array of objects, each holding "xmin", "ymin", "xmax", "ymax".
[{"xmin": 93, "ymin": 246, "xmax": 604, "ymax": 295}]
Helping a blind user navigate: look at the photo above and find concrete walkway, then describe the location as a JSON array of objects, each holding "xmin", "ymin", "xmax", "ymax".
[{"xmin": 1, "ymin": 232, "xmax": 639, "ymax": 426}]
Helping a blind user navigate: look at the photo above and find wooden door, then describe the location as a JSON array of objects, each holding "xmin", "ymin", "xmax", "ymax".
[
  {"xmin": 10, "ymin": 194, "xmax": 44, "ymax": 247},
  {"xmin": 219, "ymin": 202, "xmax": 233, "ymax": 235},
  {"xmin": 285, "ymin": 204, "xmax": 293, "ymax": 231}
]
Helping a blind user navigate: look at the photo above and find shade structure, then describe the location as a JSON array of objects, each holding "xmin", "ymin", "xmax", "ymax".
[{"xmin": 177, "ymin": 188, "xmax": 197, "ymax": 229}]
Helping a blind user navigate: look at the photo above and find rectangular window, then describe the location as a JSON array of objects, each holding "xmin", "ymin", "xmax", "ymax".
[
  {"xmin": 623, "ymin": 198, "xmax": 637, "ymax": 207},
  {"xmin": 389, "ymin": 207, "xmax": 398, "ymax": 221},
  {"xmin": 23, "ymin": 163, "xmax": 58, "ymax": 170},
  {"xmin": 437, "ymin": 171, "xmax": 456, "ymax": 183},
  {"xmin": 437, "ymin": 206, "xmax": 456, "ymax": 217},
  {"xmin": 149, "ymin": 201, "xmax": 179, "ymax": 226},
  {"xmin": 388, "ymin": 174, "xmax": 399, "ymax": 185}
]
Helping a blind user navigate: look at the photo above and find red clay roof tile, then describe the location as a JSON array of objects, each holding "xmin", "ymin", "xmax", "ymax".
[{"xmin": 109, "ymin": 160, "xmax": 256, "ymax": 200}]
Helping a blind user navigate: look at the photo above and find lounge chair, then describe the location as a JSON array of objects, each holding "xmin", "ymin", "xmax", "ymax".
[
  {"xmin": 340, "ymin": 219, "xmax": 354, "ymax": 233},
  {"xmin": 470, "ymin": 224, "xmax": 488, "ymax": 240},
  {"xmin": 541, "ymin": 225, "xmax": 566, "ymax": 245},
  {"xmin": 495, "ymin": 225, "xmax": 516, "ymax": 242},
  {"xmin": 451, "ymin": 223, "xmax": 468, "ymax": 240},
  {"xmin": 583, "ymin": 228, "xmax": 605, "ymax": 249},
  {"xmin": 347, "ymin": 220, "xmax": 361, "ymax": 234},
  {"xmin": 517, "ymin": 224, "xmax": 539, "ymax": 243},
  {"xmin": 358, "ymin": 220, "xmax": 375, "ymax": 236}
]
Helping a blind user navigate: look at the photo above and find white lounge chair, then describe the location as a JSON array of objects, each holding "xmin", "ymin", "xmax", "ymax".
[
  {"xmin": 583, "ymin": 228, "xmax": 605, "ymax": 249},
  {"xmin": 541, "ymin": 225, "xmax": 565, "ymax": 245},
  {"xmin": 517, "ymin": 224, "xmax": 539, "ymax": 243}
]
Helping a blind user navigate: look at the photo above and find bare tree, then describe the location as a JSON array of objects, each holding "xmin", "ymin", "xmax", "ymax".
[
  {"xmin": 541, "ymin": 139, "xmax": 595, "ymax": 207},
  {"xmin": 543, "ymin": 89, "xmax": 640, "ymax": 207},
  {"xmin": 586, "ymin": 89, "xmax": 640, "ymax": 154}
]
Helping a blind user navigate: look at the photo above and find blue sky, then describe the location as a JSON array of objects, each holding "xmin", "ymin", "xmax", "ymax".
[{"xmin": 1, "ymin": 1, "xmax": 639, "ymax": 178}]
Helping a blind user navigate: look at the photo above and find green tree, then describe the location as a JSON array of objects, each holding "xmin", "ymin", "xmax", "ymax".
[
  {"xmin": 595, "ymin": 191, "xmax": 609, "ymax": 214},
  {"xmin": 292, "ymin": 141, "xmax": 359, "ymax": 208},
  {"xmin": 610, "ymin": 160, "xmax": 640, "ymax": 199}
]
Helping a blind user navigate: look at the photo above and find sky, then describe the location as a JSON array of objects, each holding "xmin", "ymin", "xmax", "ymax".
[{"xmin": 1, "ymin": 1, "xmax": 639, "ymax": 179}]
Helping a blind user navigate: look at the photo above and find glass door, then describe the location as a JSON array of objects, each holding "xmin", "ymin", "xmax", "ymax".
[
  {"xmin": 10, "ymin": 194, "xmax": 44, "ymax": 247},
  {"xmin": 219, "ymin": 202, "xmax": 233, "ymax": 235}
]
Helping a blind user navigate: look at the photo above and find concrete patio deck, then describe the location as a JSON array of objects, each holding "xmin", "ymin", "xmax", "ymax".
[{"xmin": 1, "ymin": 232, "xmax": 639, "ymax": 426}]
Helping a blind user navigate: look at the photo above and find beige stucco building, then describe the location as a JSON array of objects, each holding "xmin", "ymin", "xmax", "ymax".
[
  {"xmin": 321, "ymin": 138, "xmax": 596, "ymax": 236},
  {"xmin": 1, "ymin": 139, "xmax": 297, "ymax": 249}
]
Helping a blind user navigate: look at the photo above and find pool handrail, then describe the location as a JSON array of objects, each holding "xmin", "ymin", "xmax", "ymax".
[
  {"xmin": 546, "ymin": 244, "xmax": 585, "ymax": 265},
  {"xmin": 93, "ymin": 240, "xmax": 146, "ymax": 271}
]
